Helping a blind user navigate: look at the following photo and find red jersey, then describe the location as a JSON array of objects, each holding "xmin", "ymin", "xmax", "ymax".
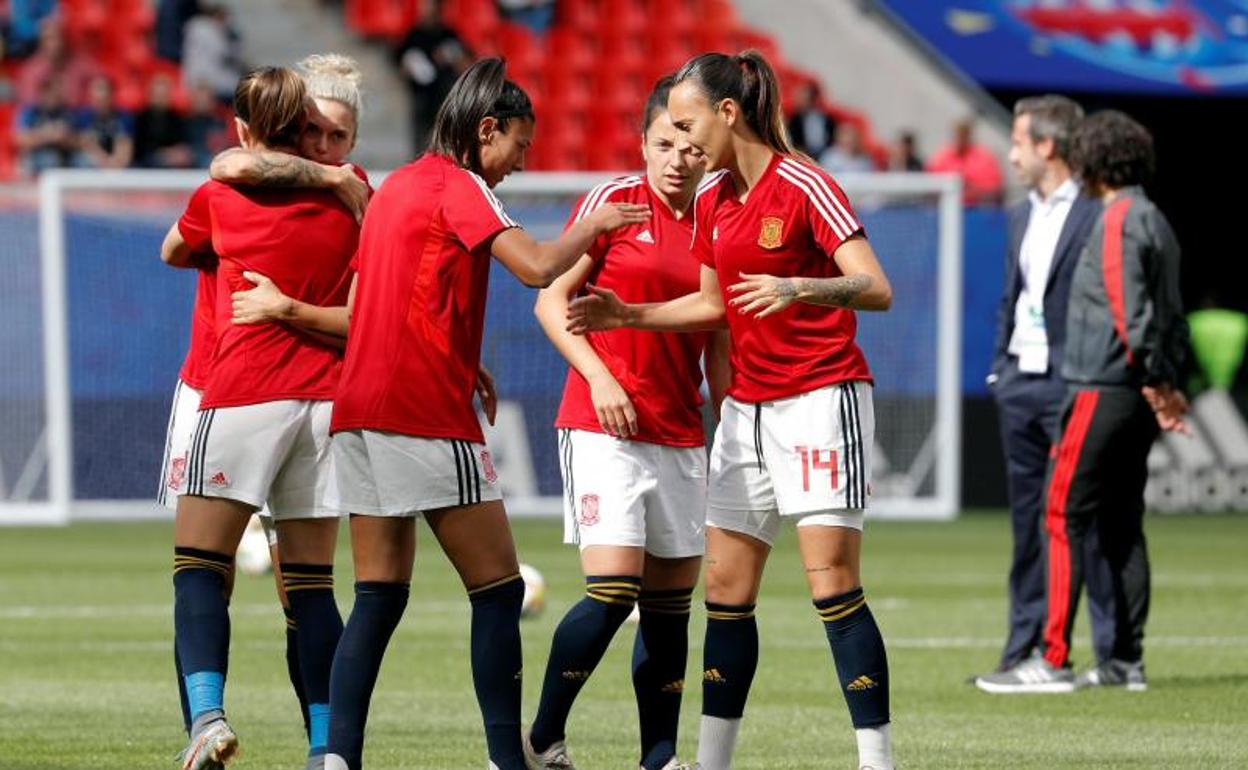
[
  {"xmin": 693, "ymin": 154, "xmax": 872, "ymax": 403},
  {"xmin": 176, "ymin": 171, "xmax": 363, "ymax": 409},
  {"xmin": 175, "ymin": 185, "xmax": 218, "ymax": 390},
  {"xmin": 554, "ymin": 177, "xmax": 709, "ymax": 446},
  {"xmin": 331, "ymin": 154, "xmax": 519, "ymax": 443}
]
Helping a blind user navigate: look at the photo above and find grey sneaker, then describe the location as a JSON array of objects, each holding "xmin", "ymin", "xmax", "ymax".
[
  {"xmin": 178, "ymin": 719, "xmax": 239, "ymax": 770},
  {"xmin": 522, "ymin": 727, "xmax": 577, "ymax": 769},
  {"xmin": 1076, "ymin": 658, "xmax": 1147, "ymax": 691},
  {"xmin": 975, "ymin": 656, "xmax": 1076, "ymax": 693}
]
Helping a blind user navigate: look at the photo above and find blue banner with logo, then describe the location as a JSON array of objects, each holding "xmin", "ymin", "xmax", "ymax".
[{"xmin": 875, "ymin": 1, "xmax": 1248, "ymax": 95}]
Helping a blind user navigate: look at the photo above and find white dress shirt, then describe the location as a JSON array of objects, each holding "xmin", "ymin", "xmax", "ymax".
[{"xmin": 1008, "ymin": 178, "xmax": 1079, "ymax": 374}]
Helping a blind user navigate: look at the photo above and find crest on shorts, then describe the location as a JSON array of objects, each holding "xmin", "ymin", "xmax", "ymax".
[
  {"xmin": 480, "ymin": 449, "xmax": 499, "ymax": 485},
  {"xmin": 758, "ymin": 216, "xmax": 784, "ymax": 249},
  {"xmin": 579, "ymin": 494, "xmax": 600, "ymax": 526},
  {"xmin": 167, "ymin": 456, "xmax": 186, "ymax": 491}
]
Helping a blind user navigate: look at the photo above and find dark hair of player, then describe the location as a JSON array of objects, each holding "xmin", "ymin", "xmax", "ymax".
[
  {"xmin": 1071, "ymin": 110, "xmax": 1155, "ymax": 191},
  {"xmin": 1014, "ymin": 94, "xmax": 1084, "ymax": 162},
  {"xmin": 641, "ymin": 74, "xmax": 676, "ymax": 135},
  {"xmin": 673, "ymin": 50, "xmax": 799, "ymax": 157},
  {"xmin": 427, "ymin": 57, "xmax": 534, "ymax": 176},
  {"xmin": 233, "ymin": 66, "xmax": 307, "ymax": 148}
]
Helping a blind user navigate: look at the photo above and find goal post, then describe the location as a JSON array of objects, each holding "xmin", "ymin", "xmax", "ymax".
[{"xmin": 7, "ymin": 167, "xmax": 961, "ymax": 524}]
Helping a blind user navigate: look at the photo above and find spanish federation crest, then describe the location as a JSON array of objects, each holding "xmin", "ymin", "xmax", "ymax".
[{"xmin": 758, "ymin": 216, "xmax": 784, "ymax": 249}]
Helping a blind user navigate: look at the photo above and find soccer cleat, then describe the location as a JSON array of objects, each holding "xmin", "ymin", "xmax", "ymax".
[
  {"xmin": 974, "ymin": 656, "xmax": 1076, "ymax": 694},
  {"xmin": 1076, "ymin": 658, "xmax": 1147, "ymax": 691},
  {"xmin": 654, "ymin": 760, "xmax": 698, "ymax": 770},
  {"xmin": 521, "ymin": 727, "xmax": 577, "ymax": 769},
  {"xmin": 178, "ymin": 719, "xmax": 239, "ymax": 770}
]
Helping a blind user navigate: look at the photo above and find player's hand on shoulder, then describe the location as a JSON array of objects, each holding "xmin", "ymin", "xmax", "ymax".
[
  {"xmin": 566, "ymin": 285, "xmax": 629, "ymax": 334},
  {"xmin": 232, "ymin": 271, "xmax": 292, "ymax": 324},
  {"xmin": 332, "ymin": 165, "xmax": 369, "ymax": 224},
  {"xmin": 586, "ymin": 202, "xmax": 650, "ymax": 234}
]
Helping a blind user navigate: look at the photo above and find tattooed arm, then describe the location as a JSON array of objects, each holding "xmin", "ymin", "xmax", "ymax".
[
  {"xmin": 209, "ymin": 148, "xmax": 368, "ymax": 222},
  {"xmin": 727, "ymin": 237, "xmax": 892, "ymax": 317}
]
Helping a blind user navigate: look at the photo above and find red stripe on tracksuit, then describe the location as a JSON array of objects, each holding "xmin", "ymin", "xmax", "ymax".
[
  {"xmin": 1102, "ymin": 199, "xmax": 1135, "ymax": 367},
  {"xmin": 1042, "ymin": 390, "xmax": 1100, "ymax": 668}
]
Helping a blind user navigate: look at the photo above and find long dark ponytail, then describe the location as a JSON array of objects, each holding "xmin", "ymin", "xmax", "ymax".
[
  {"xmin": 673, "ymin": 50, "xmax": 799, "ymax": 158},
  {"xmin": 427, "ymin": 57, "xmax": 534, "ymax": 174}
]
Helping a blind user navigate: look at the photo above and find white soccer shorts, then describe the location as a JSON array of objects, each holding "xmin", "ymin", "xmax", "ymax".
[
  {"xmin": 328, "ymin": 429, "xmax": 502, "ymax": 516},
  {"xmin": 176, "ymin": 398, "xmax": 338, "ymax": 520},
  {"xmin": 158, "ymin": 379, "xmax": 202, "ymax": 510},
  {"xmin": 706, "ymin": 382, "xmax": 873, "ymax": 546},
  {"xmin": 558, "ymin": 429, "xmax": 707, "ymax": 559}
]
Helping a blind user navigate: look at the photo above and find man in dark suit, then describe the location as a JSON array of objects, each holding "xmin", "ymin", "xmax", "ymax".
[
  {"xmin": 981, "ymin": 95, "xmax": 1116, "ymax": 675},
  {"xmin": 786, "ymin": 81, "xmax": 838, "ymax": 159}
]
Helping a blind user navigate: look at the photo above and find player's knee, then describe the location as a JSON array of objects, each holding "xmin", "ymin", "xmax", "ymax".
[{"xmin": 703, "ymin": 562, "xmax": 756, "ymax": 606}]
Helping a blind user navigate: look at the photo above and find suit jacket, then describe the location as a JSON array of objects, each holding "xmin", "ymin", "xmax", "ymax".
[{"xmin": 991, "ymin": 191, "xmax": 1102, "ymax": 381}]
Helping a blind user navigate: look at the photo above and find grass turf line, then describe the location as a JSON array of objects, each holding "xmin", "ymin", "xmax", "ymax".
[{"xmin": 0, "ymin": 512, "xmax": 1246, "ymax": 769}]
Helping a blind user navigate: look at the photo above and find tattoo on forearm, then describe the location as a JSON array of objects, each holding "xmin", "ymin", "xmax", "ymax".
[
  {"xmin": 249, "ymin": 152, "xmax": 325, "ymax": 187},
  {"xmin": 798, "ymin": 274, "xmax": 872, "ymax": 307},
  {"xmin": 775, "ymin": 278, "xmax": 798, "ymax": 301}
]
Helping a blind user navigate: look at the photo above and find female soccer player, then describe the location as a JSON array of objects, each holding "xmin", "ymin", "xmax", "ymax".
[
  {"xmin": 320, "ymin": 58, "xmax": 648, "ymax": 770},
  {"xmin": 160, "ymin": 66, "xmax": 364, "ymax": 770},
  {"xmin": 567, "ymin": 52, "xmax": 897, "ymax": 770},
  {"xmin": 525, "ymin": 76, "xmax": 729, "ymax": 770}
]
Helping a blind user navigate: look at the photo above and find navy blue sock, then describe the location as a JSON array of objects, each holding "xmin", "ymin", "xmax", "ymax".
[
  {"xmin": 283, "ymin": 608, "xmax": 311, "ymax": 739},
  {"xmin": 468, "ymin": 574, "xmax": 527, "ymax": 770},
  {"xmin": 175, "ymin": 641, "xmax": 191, "ymax": 735},
  {"xmin": 282, "ymin": 563, "xmax": 343, "ymax": 757},
  {"xmin": 702, "ymin": 602, "xmax": 758, "ymax": 719},
  {"xmin": 327, "ymin": 581, "xmax": 409, "ymax": 770},
  {"xmin": 530, "ymin": 575, "xmax": 641, "ymax": 753},
  {"xmin": 632, "ymin": 587, "xmax": 693, "ymax": 770},
  {"xmin": 173, "ymin": 547, "xmax": 233, "ymax": 724},
  {"xmin": 816, "ymin": 587, "xmax": 890, "ymax": 728}
]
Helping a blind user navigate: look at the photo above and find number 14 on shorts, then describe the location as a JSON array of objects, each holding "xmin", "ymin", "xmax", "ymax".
[{"xmin": 795, "ymin": 445, "xmax": 838, "ymax": 491}]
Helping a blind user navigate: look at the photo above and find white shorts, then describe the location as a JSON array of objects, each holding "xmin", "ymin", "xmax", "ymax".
[
  {"xmin": 158, "ymin": 379, "xmax": 201, "ymax": 510},
  {"xmin": 328, "ymin": 429, "xmax": 502, "ymax": 516},
  {"xmin": 558, "ymin": 429, "xmax": 706, "ymax": 559},
  {"xmin": 176, "ymin": 399, "xmax": 338, "ymax": 520},
  {"xmin": 706, "ymin": 383, "xmax": 873, "ymax": 546}
]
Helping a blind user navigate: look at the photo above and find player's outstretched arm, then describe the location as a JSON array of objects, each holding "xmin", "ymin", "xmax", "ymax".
[
  {"xmin": 567, "ymin": 265, "xmax": 728, "ymax": 335},
  {"xmin": 492, "ymin": 202, "xmax": 650, "ymax": 288},
  {"xmin": 209, "ymin": 148, "xmax": 368, "ymax": 223},
  {"xmin": 726, "ymin": 236, "xmax": 893, "ymax": 317},
  {"xmin": 231, "ymin": 270, "xmax": 352, "ymax": 343},
  {"xmin": 534, "ymin": 254, "xmax": 639, "ymax": 437}
]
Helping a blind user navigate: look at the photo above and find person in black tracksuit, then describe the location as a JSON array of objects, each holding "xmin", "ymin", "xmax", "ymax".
[
  {"xmin": 982, "ymin": 95, "xmax": 1117, "ymax": 677},
  {"xmin": 979, "ymin": 110, "xmax": 1190, "ymax": 694}
]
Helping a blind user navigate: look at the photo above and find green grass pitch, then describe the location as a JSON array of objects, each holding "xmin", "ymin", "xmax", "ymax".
[{"xmin": 1, "ymin": 512, "xmax": 1246, "ymax": 769}]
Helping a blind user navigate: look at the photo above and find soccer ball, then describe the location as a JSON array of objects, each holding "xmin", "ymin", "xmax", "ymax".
[
  {"xmin": 235, "ymin": 515, "xmax": 273, "ymax": 576},
  {"xmin": 519, "ymin": 562, "xmax": 546, "ymax": 619}
]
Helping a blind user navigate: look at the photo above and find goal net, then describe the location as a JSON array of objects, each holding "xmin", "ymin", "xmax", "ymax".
[{"xmin": 3, "ymin": 168, "xmax": 961, "ymax": 524}]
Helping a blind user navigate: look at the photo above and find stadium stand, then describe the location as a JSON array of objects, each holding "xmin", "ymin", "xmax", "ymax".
[{"xmin": 343, "ymin": 0, "xmax": 888, "ymax": 170}]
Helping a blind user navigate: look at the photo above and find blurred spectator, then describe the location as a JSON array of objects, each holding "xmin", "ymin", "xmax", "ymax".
[
  {"xmin": 134, "ymin": 74, "xmax": 193, "ymax": 168},
  {"xmin": 185, "ymin": 81, "xmax": 229, "ymax": 166},
  {"xmin": 927, "ymin": 118, "xmax": 1004, "ymax": 205},
  {"xmin": 888, "ymin": 130, "xmax": 924, "ymax": 172},
  {"xmin": 156, "ymin": 0, "xmax": 201, "ymax": 63},
  {"xmin": 820, "ymin": 122, "xmax": 875, "ymax": 175},
  {"xmin": 74, "ymin": 75, "xmax": 133, "ymax": 168},
  {"xmin": 787, "ymin": 81, "xmax": 837, "ymax": 159},
  {"xmin": 497, "ymin": 0, "xmax": 555, "ymax": 34},
  {"xmin": 15, "ymin": 77, "xmax": 76, "ymax": 174},
  {"xmin": 16, "ymin": 17, "xmax": 99, "ymax": 107},
  {"xmin": 181, "ymin": 2, "xmax": 242, "ymax": 102},
  {"xmin": 5, "ymin": 0, "xmax": 59, "ymax": 59},
  {"xmin": 396, "ymin": 0, "xmax": 471, "ymax": 155}
]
